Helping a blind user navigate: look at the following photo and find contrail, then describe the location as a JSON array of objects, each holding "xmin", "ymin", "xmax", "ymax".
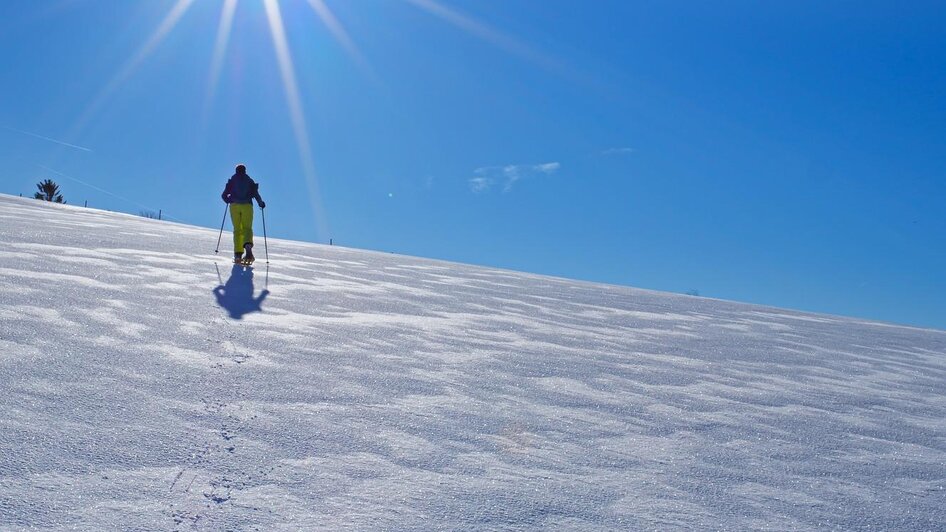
[
  {"xmin": 5, "ymin": 126, "xmax": 92, "ymax": 152},
  {"xmin": 38, "ymin": 164, "xmax": 183, "ymax": 223}
]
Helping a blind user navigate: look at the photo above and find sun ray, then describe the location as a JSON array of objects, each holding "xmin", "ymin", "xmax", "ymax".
[
  {"xmin": 263, "ymin": 0, "xmax": 329, "ymax": 242},
  {"xmin": 205, "ymin": 0, "xmax": 239, "ymax": 114},
  {"xmin": 72, "ymin": 0, "xmax": 197, "ymax": 135},
  {"xmin": 402, "ymin": 0, "xmax": 562, "ymax": 73},
  {"xmin": 305, "ymin": 0, "xmax": 372, "ymax": 75}
]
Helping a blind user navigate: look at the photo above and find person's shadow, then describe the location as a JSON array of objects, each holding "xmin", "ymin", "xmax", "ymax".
[{"xmin": 213, "ymin": 264, "xmax": 270, "ymax": 319}]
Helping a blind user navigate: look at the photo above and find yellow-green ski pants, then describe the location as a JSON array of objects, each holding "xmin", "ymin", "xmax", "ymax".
[{"xmin": 230, "ymin": 203, "xmax": 254, "ymax": 253}]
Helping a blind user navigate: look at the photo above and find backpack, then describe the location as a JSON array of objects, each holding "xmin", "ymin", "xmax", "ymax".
[{"xmin": 229, "ymin": 174, "xmax": 256, "ymax": 203}]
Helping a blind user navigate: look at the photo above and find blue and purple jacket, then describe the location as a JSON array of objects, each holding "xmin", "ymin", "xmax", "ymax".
[{"xmin": 221, "ymin": 170, "xmax": 264, "ymax": 206}]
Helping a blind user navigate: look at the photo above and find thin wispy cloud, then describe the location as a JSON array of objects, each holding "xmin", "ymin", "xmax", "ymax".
[
  {"xmin": 469, "ymin": 176, "xmax": 494, "ymax": 193},
  {"xmin": 601, "ymin": 147, "xmax": 635, "ymax": 156},
  {"xmin": 469, "ymin": 162, "xmax": 560, "ymax": 193},
  {"xmin": 4, "ymin": 126, "xmax": 92, "ymax": 152}
]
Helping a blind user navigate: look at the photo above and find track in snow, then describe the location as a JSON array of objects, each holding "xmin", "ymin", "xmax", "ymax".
[{"xmin": 0, "ymin": 194, "xmax": 944, "ymax": 529}]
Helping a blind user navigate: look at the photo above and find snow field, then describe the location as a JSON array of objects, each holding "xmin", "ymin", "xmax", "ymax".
[{"xmin": 0, "ymin": 194, "xmax": 944, "ymax": 530}]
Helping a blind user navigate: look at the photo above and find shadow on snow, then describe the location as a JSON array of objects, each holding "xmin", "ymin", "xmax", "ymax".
[{"xmin": 213, "ymin": 263, "xmax": 269, "ymax": 320}]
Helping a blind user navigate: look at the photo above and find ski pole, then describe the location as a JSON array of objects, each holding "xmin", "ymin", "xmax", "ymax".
[
  {"xmin": 214, "ymin": 204, "xmax": 229, "ymax": 254},
  {"xmin": 260, "ymin": 206, "xmax": 270, "ymax": 264}
]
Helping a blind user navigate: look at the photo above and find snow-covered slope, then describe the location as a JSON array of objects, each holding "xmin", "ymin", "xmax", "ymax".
[{"xmin": 0, "ymin": 193, "xmax": 944, "ymax": 530}]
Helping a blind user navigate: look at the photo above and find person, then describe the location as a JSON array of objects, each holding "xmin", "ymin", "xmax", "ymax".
[{"xmin": 221, "ymin": 164, "xmax": 265, "ymax": 264}]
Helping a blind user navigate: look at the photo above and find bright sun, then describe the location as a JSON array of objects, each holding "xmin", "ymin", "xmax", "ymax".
[{"xmin": 72, "ymin": 0, "xmax": 547, "ymax": 241}]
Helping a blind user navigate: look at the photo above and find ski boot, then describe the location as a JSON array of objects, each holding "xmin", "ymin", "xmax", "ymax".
[
  {"xmin": 243, "ymin": 243, "xmax": 255, "ymax": 265},
  {"xmin": 233, "ymin": 251, "xmax": 244, "ymax": 264}
]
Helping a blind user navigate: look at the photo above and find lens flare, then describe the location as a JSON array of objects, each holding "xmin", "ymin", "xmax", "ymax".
[
  {"xmin": 73, "ymin": 0, "xmax": 197, "ymax": 135},
  {"xmin": 306, "ymin": 0, "xmax": 372, "ymax": 75},
  {"xmin": 264, "ymin": 0, "xmax": 330, "ymax": 242},
  {"xmin": 60, "ymin": 0, "xmax": 568, "ymax": 241},
  {"xmin": 403, "ymin": 0, "xmax": 562, "ymax": 73},
  {"xmin": 205, "ymin": 0, "xmax": 239, "ymax": 115}
]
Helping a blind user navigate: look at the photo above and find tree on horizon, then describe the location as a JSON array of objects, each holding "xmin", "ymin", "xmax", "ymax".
[{"xmin": 34, "ymin": 179, "xmax": 65, "ymax": 203}]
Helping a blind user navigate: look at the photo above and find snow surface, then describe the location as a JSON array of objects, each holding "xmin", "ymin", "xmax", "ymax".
[{"xmin": 0, "ymin": 193, "xmax": 944, "ymax": 530}]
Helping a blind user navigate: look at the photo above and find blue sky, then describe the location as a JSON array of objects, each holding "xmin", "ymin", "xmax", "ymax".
[{"xmin": 1, "ymin": 0, "xmax": 944, "ymax": 329}]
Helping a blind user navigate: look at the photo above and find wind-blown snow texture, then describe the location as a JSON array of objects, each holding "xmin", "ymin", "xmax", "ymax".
[{"xmin": 0, "ymin": 194, "xmax": 944, "ymax": 530}]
